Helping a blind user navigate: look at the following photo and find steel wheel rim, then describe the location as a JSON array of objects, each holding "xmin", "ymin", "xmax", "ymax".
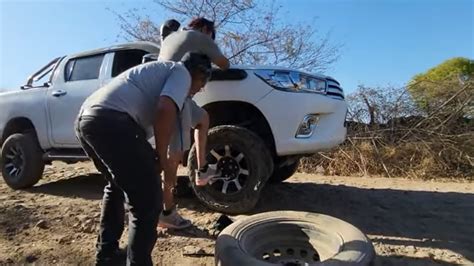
[
  {"xmin": 239, "ymin": 221, "xmax": 342, "ymax": 264},
  {"xmin": 3, "ymin": 145, "xmax": 25, "ymax": 179},
  {"xmin": 206, "ymin": 144, "xmax": 249, "ymax": 195}
]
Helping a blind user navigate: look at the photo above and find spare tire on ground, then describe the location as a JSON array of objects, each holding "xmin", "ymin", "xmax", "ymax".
[{"xmin": 215, "ymin": 211, "xmax": 375, "ymax": 266}]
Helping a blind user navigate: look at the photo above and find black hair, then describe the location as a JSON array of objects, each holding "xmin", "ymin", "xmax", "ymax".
[
  {"xmin": 160, "ymin": 19, "xmax": 181, "ymax": 40},
  {"xmin": 181, "ymin": 52, "xmax": 212, "ymax": 79}
]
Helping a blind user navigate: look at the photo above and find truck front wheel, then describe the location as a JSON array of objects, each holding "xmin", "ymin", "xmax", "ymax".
[
  {"xmin": 1, "ymin": 133, "xmax": 45, "ymax": 189},
  {"xmin": 188, "ymin": 126, "xmax": 273, "ymax": 214}
]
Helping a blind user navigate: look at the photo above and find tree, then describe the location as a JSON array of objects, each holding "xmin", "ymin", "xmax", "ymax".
[
  {"xmin": 113, "ymin": 0, "xmax": 341, "ymax": 73},
  {"xmin": 347, "ymin": 85, "xmax": 420, "ymax": 125},
  {"xmin": 408, "ymin": 57, "xmax": 474, "ymax": 116}
]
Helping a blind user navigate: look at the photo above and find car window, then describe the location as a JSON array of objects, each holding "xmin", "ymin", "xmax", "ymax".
[
  {"xmin": 112, "ymin": 49, "xmax": 148, "ymax": 77},
  {"xmin": 65, "ymin": 54, "xmax": 104, "ymax": 82}
]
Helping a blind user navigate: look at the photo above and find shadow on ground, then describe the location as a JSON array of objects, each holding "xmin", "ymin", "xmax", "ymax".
[
  {"xmin": 166, "ymin": 225, "xmax": 215, "ymax": 241},
  {"xmin": 19, "ymin": 173, "xmax": 474, "ymax": 265},
  {"xmin": 25, "ymin": 174, "xmax": 105, "ymax": 200},
  {"xmin": 257, "ymin": 181, "xmax": 474, "ymax": 265}
]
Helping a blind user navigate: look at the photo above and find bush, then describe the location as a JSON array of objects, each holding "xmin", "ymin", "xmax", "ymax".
[{"xmin": 300, "ymin": 82, "xmax": 473, "ymax": 179}]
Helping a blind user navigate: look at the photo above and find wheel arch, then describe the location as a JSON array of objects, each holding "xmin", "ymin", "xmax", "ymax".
[
  {"xmin": 1, "ymin": 117, "xmax": 40, "ymax": 148},
  {"xmin": 202, "ymin": 101, "xmax": 276, "ymax": 156}
]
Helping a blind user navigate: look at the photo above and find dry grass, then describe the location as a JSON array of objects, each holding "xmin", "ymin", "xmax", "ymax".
[
  {"xmin": 300, "ymin": 82, "xmax": 474, "ymax": 179},
  {"xmin": 300, "ymin": 135, "xmax": 473, "ymax": 179}
]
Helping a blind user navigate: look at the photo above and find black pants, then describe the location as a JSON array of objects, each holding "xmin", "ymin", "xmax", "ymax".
[{"xmin": 75, "ymin": 109, "xmax": 162, "ymax": 266}]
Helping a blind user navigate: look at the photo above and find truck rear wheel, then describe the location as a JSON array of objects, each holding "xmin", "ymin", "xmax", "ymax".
[
  {"xmin": 188, "ymin": 126, "xmax": 273, "ymax": 214},
  {"xmin": 1, "ymin": 133, "xmax": 44, "ymax": 189}
]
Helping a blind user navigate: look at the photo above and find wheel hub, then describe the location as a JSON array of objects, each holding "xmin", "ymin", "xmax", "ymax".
[
  {"xmin": 4, "ymin": 146, "xmax": 23, "ymax": 178},
  {"xmin": 12, "ymin": 155, "xmax": 22, "ymax": 167},
  {"xmin": 217, "ymin": 157, "xmax": 240, "ymax": 179},
  {"xmin": 240, "ymin": 222, "xmax": 330, "ymax": 264},
  {"xmin": 206, "ymin": 145, "xmax": 250, "ymax": 194}
]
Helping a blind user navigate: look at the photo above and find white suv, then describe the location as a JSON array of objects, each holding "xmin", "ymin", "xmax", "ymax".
[{"xmin": 0, "ymin": 42, "xmax": 347, "ymax": 213}]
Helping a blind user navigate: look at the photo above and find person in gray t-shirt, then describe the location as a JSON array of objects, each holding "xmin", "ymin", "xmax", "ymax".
[
  {"xmin": 160, "ymin": 19, "xmax": 180, "ymax": 43},
  {"xmin": 75, "ymin": 53, "xmax": 212, "ymax": 265},
  {"xmin": 81, "ymin": 61, "xmax": 189, "ymax": 138},
  {"xmin": 159, "ymin": 18, "xmax": 229, "ymax": 69},
  {"xmin": 157, "ymin": 17, "xmax": 230, "ymax": 229}
]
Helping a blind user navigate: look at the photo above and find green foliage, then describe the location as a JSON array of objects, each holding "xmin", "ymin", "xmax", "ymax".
[{"xmin": 408, "ymin": 57, "xmax": 474, "ymax": 115}]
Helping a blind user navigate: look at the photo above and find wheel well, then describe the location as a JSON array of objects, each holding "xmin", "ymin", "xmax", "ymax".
[
  {"xmin": 203, "ymin": 101, "xmax": 276, "ymax": 155},
  {"xmin": 1, "ymin": 118, "xmax": 37, "ymax": 146}
]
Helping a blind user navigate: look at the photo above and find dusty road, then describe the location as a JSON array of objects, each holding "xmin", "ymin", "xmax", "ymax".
[{"xmin": 0, "ymin": 162, "xmax": 473, "ymax": 265}]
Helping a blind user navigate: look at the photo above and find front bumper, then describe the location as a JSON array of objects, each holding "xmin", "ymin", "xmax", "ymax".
[{"xmin": 256, "ymin": 90, "xmax": 347, "ymax": 156}]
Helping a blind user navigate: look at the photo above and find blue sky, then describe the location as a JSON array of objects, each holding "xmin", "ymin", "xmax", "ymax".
[{"xmin": 0, "ymin": 0, "xmax": 473, "ymax": 93}]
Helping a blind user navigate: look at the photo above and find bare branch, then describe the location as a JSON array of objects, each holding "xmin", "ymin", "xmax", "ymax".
[{"xmin": 113, "ymin": 0, "xmax": 340, "ymax": 73}]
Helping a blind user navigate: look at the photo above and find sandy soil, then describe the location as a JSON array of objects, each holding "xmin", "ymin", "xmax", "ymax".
[{"xmin": 0, "ymin": 161, "xmax": 473, "ymax": 265}]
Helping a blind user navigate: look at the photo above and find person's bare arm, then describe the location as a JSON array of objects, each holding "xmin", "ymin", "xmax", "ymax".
[
  {"xmin": 203, "ymin": 35, "xmax": 230, "ymax": 70},
  {"xmin": 154, "ymin": 96, "xmax": 178, "ymax": 170},
  {"xmin": 212, "ymin": 56, "xmax": 230, "ymax": 70}
]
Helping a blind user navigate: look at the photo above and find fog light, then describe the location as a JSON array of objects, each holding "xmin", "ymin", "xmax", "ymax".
[{"xmin": 296, "ymin": 114, "xmax": 319, "ymax": 138}]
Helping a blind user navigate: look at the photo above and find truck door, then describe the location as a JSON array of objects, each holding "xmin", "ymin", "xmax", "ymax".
[
  {"xmin": 47, "ymin": 54, "xmax": 105, "ymax": 146},
  {"xmin": 47, "ymin": 49, "xmax": 149, "ymax": 147}
]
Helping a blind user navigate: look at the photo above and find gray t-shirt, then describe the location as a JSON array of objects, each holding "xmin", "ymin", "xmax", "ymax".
[
  {"xmin": 159, "ymin": 30, "xmax": 224, "ymax": 62},
  {"xmin": 81, "ymin": 61, "xmax": 190, "ymax": 137}
]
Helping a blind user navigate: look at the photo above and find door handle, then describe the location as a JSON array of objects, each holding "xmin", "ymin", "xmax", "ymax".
[{"xmin": 52, "ymin": 90, "xmax": 67, "ymax": 97}]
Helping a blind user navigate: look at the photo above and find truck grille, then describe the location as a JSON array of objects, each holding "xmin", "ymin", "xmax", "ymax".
[{"xmin": 326, "ymin": 78, "xmax": 344, "ymax": 100}]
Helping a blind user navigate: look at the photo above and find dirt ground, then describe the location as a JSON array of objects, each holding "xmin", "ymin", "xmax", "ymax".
[{"xmin": 0, "ymin": 162, "xmax": 473, "ymax": 265}]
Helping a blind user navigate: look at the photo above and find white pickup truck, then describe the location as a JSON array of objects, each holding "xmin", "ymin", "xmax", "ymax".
[{"xmin": 0, "ymin": 42, "xmax": 347, "ymax": 213}]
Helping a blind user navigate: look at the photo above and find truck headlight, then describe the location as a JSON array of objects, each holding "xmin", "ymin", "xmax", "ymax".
[
  {"xmin": 255, "ymin": 70, "xmax": 327, "ymax": 94},
  {"xmin": 296, "ymin": 114, "xmax": 319, "ymax": 138}
]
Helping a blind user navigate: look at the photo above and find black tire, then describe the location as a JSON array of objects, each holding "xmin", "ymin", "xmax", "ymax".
[
  {"xmin": 268, "ymin": 160, "xmax": 300, "ymax": 183},
  {"xmin": 1, "ymin": 133, "xmax": 45, "ymax": 189},
  {"xmin": 216, "ymin": 211, "xmax": 375, "ymax": 266},
  {"xmin": 188, "ymin": 125, "xmax": 273, "ymax": 214}
]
